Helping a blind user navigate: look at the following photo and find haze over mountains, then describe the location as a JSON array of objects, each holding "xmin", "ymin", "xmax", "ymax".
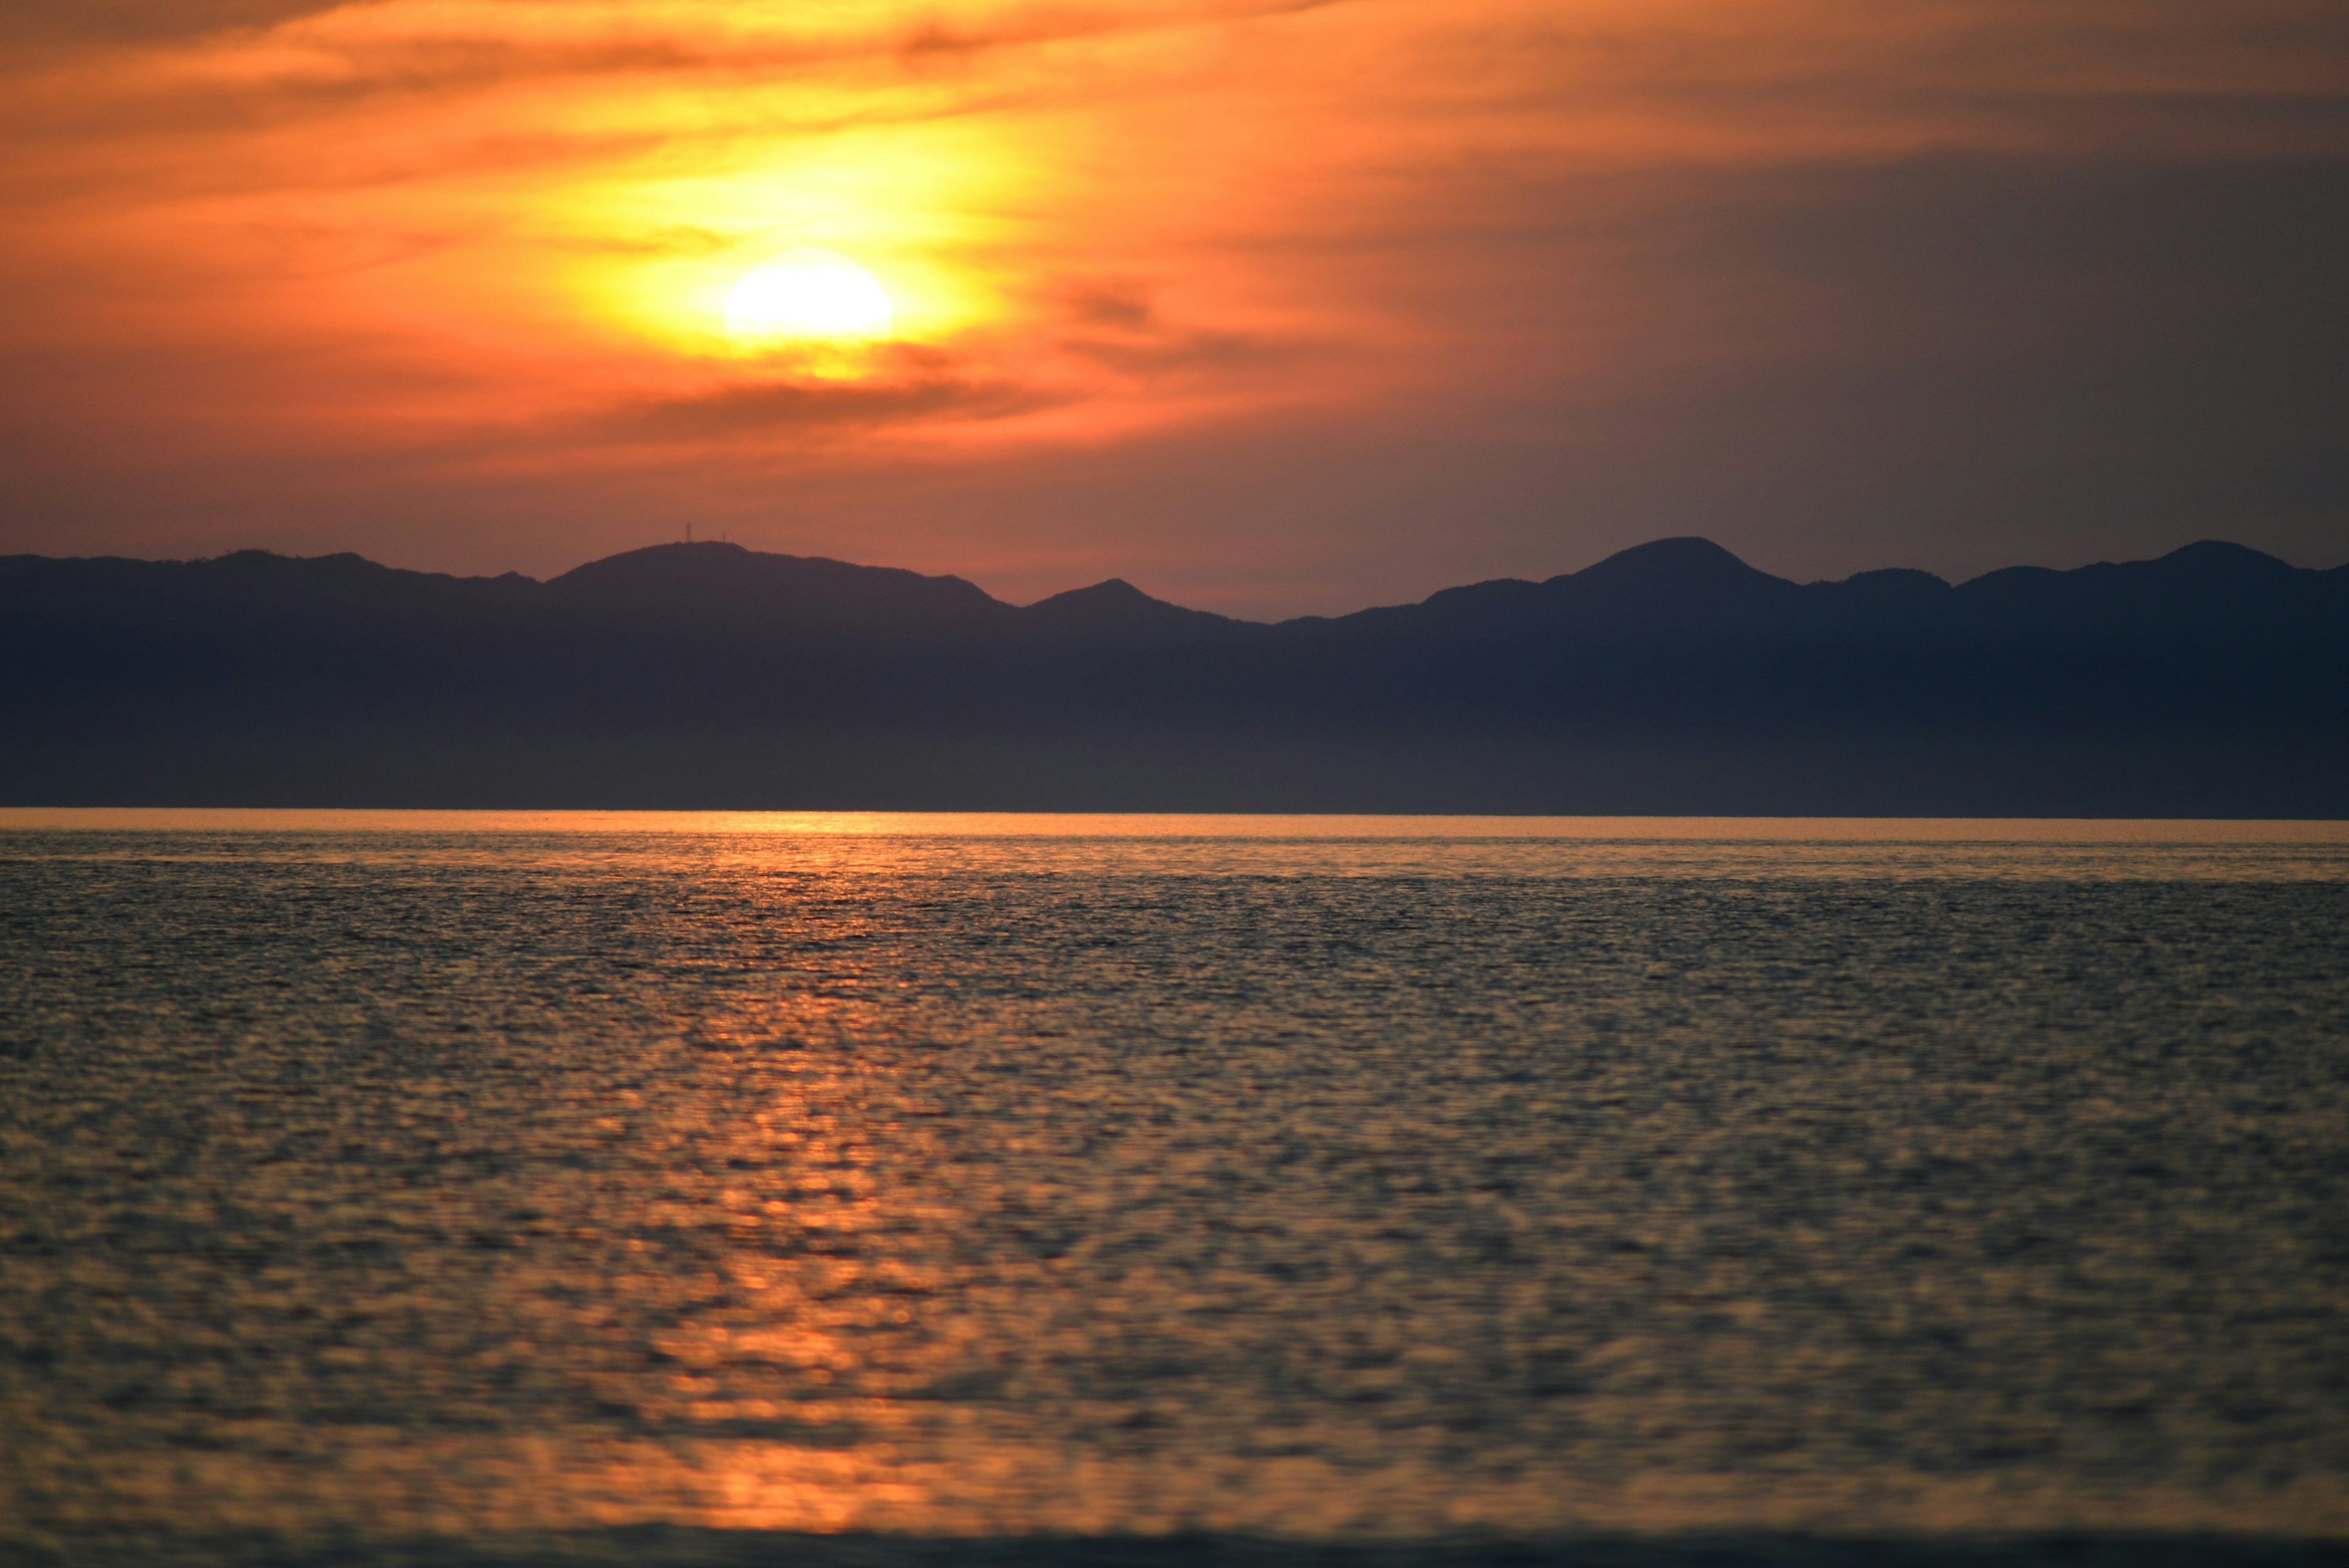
[{"xmin": 4, "ymin": 537, "xmax": 2345, "ymax": 815}]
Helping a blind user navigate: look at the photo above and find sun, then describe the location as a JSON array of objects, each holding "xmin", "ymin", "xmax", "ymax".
[{"xmin": 724, "ymin": 248, "xmax": 894, "ymax": 350}]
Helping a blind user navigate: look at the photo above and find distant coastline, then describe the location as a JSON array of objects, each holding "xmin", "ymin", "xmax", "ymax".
[{"xmin": 6, "ymin": 537, "xmax": 2345, "ymax": 816}]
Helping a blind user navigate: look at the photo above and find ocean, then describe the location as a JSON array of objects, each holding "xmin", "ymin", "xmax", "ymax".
[{"xmin": 4, "ymin": 812, "xmax": 2347, "ymax": 1566}]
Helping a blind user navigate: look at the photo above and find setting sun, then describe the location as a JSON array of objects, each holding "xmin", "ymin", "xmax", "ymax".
[{"xmin": 724, "ymin": 249, "xmax": 894, "ymax": 350}]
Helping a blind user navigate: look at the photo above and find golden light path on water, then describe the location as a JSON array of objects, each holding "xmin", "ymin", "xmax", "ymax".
[
  {"xmin": 6, "ymin": 810, "xmax": 2347, "ymax": 881},
  {"xmin": 4, "ymin": 813, "xmax": 2348, "ymax": 1548},
  {"xmin": 16, "ymin": 810, "xmax": 2348, "ymax": 838}
]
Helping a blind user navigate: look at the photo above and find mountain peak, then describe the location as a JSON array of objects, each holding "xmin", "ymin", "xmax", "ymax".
[
  {"xmin": 1033, "ymin": 577, "xmax": 1154, "ymax": 608},
  {"xmin": 1023, "ymin": 577, "xmax": 1253, "ymax": 637},
  {"xmin": 1568, "ymin": 536, "xmax": 1775, "ymax": 590},
  {"xmin": 2150, "ymin": 539, "xmax": 2295, "ymax": 579},
  {"xmin": 547, "ymin": 540, "xmax": 751, "ymax": 586},
  {"xmin": 549, "ymin": 541, "xmax": 1005, "ymax": 626}
]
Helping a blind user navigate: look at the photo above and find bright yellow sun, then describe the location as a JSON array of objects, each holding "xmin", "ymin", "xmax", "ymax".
[{"xmin": 724, "ymin": 248, "xmax": 893, "ymax": 349}]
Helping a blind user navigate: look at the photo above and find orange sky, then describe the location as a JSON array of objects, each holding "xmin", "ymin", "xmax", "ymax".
[{"xmin": 2, "ymin": 0, "xmax": 2345, "ymax": 613}]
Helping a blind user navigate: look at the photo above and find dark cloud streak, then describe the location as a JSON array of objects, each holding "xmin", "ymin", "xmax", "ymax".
[
  {"xmin": 577, "ymin": 373, "xmax": 1068, "ymax": 447},
  {"xmin": 0, "ymin": 0, "xmax": 342, "ymax": 45}
]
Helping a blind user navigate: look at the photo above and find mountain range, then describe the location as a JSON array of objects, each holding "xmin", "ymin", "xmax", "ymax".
[{"xmin": 4, "ymin": 536, "xmax": 2345, "ymax": 814}]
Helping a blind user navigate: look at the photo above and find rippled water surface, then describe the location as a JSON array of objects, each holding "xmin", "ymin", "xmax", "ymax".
[{"xmin": 4, "ymin": 813, "xmax": 2348, "ymax": 1561}]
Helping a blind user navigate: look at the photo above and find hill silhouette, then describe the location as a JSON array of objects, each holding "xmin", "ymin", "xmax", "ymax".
[
  {"xmin": 550, "ymin": 542, "xmax": 1009, "ymax": 630},
  {"xmin": 2, "ymin": 537, "xmax": 2344, "ymax": 813}
]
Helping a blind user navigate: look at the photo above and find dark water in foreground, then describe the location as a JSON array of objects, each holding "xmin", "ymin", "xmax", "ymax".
[{"xmin": 4, "ymin": 812, "xmax": 2348, "ymax": 1566}]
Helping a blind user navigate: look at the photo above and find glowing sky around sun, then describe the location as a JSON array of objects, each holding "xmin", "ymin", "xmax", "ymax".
[{"xmin": 0, "ymin": 0, "xmax": 2343, "ymax": 611}]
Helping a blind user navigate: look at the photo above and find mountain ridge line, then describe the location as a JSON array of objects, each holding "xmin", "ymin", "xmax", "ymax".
[{"xmin": 8, "ymin": 533, "xmax": 2346, "ymax": 630}]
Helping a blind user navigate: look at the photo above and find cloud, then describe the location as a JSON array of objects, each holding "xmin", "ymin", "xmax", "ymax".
[
  {"xmin": 3, "ymin": 0, "xmax": 1365, "ymax": 124},
  {"xmin": 576, "ymin": 368, "xmax": 1069, "ymax": 447},
  {"xmin": 1060, "ymin": 327, "xmax": 1305, "ymax": 379},
  {"xmin": 1058, "ymin": 280, "xmax": 1157, "ymax": 332},
  {"xmin": 0, "ymin": 0, "xmax": 343, "ymax": 45},
  {"xmin": 1045, "ymin": 280, "xmax": 1318, "ymax": 379},
  {"xmin": 0, "ymin": 1, "xmax": 1382, "ymax": 218}
]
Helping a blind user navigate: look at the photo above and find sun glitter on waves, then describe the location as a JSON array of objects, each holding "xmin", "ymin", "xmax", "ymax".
[{"xmin": 725, "ymin": 249, "xmax": 895, "ymax": 352}]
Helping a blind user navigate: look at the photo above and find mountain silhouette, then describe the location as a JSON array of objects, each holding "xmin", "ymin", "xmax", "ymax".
[
  {"xmin": 549, "ymin": 542, "xmax": 1009, "ymax": 631},
  {"xmin": 1022, "ymin": 578, "xmax": 1255, "ymax": 643},
  {"xmin": 3, "ymin": 536, "xmax": 2343, "ymax": 814}
]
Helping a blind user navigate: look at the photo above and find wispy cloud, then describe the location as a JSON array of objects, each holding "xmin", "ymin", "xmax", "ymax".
[
  {"xmin": 0, "ymin": 0, "xmax": 343, "ymax": 46},
  {"xmin": 577, "ymin": 366, "xmax": 1067, "ymax": 446}
]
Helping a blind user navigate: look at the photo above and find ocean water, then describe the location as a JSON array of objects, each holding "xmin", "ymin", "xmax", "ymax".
[{"xmin": 4, "ymin": 812, "xmax": 2348, "ymax": 1566}]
